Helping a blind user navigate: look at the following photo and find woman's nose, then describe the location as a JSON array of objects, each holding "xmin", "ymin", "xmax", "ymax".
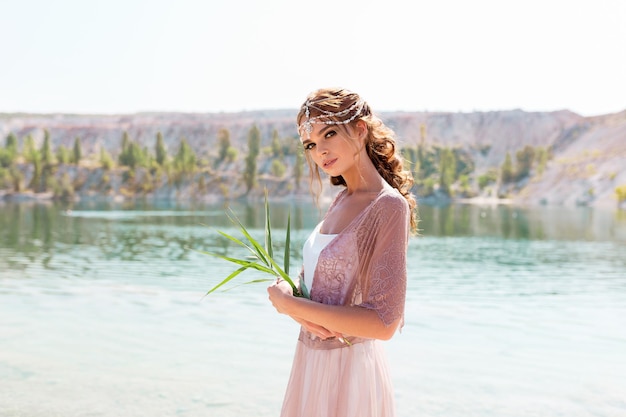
[{"xmin": 316, "ymin": 145, "xmax": 328, "ymax": 156}]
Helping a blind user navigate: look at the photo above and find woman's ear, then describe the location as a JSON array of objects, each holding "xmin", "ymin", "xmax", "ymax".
[{"xmin": 355, "ymin": 120, "xmax": 368, "ymax": 142}]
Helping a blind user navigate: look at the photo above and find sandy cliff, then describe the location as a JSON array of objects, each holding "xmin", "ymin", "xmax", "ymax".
[{"xmin": 1, "ymin": 108, "xmax": 624, "ymax": 207}]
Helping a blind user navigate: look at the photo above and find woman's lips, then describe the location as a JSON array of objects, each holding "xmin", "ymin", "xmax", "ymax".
[{"xmin": 323, "ymin": 158, "xmax": 337, "ymax": 169}]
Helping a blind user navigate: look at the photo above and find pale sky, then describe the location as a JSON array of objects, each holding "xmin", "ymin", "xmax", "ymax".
[{"xmin": 1, "ymin": 0, "xmax": 625, "ymax": 116}]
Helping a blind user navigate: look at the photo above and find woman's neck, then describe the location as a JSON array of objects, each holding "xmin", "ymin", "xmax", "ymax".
[{"xmin": 342, "ymin": 156, "xmax": 386, "ymax": 195}]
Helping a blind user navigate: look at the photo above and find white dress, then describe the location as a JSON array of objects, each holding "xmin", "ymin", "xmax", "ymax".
[
  {"xmin": 302, "ymin": 222, "xmax": 337, "ymax": 293},
  {"xmin": 280, "ymin": 215, "xmax": 398, "ymax": 417}
]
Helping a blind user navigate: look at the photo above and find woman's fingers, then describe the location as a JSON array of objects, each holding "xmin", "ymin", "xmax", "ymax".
[
  {"xmin": 267, "ymin": 280, "xmax": 294, "ymax": 314},
  {"xmin": 300, "ymin": 319, "xmax": 337, "ymax": 340}
]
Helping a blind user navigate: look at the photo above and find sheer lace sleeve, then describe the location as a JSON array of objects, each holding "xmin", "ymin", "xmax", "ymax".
[{"xmin": 357, "ymin": 194, "xmax": 409, "ymax": 327}]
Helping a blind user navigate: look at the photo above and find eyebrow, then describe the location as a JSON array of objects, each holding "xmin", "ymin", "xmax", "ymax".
[
  {"xmin": 301, "ymin": 125, "xmax": 333, "ymax": 146},
  {"xmin": 318, "ymin": 125, "xmax": 332, "ymax": 137}
]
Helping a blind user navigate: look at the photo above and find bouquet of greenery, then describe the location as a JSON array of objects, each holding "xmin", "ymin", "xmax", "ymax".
[{"xmin": 199, "ymin": 191, "xmax": 309, "ymax": 299}]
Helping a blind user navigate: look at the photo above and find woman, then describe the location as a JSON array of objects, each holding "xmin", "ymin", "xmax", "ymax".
[{"xmin": 267, "ymin": 88, "xmax": 418, "ymax": 417}]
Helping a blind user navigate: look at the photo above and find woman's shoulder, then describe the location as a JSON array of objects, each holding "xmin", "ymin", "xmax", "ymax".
[{"xmin": 375, "ymin": 186, "xmax": 409, "ymax": 212}]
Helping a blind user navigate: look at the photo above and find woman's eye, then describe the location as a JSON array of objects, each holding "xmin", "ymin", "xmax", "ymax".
[
  {"xmin": 324, "ymin": 130, "xmax": 337, "ymax": 139},
  {"xmin": 304, "ymin": 143, "xmax": 315, "ymax": 151}
]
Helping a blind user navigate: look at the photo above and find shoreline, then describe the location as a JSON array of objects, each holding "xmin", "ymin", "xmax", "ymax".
[{"xmin": 2, "ymin": 190, "xmax": 623, "ymax": 212}]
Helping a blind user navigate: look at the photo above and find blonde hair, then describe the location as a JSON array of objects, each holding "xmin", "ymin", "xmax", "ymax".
[{"xmin": 297, "ymin": 88, "xmax": 418, "ymax": 232}]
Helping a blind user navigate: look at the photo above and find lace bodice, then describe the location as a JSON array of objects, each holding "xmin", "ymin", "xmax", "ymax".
[{"xmin": 303, "ymin": 185, "xmax": 410, "ymax": 328}]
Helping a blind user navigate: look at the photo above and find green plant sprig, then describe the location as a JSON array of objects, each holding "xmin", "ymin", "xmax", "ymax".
[{"xmin": 200, "ymin": 190, "xmax": 307, "ymax": 298}]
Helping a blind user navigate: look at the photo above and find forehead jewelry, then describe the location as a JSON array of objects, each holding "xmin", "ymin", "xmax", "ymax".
[{"xmin": 299, "ymin": 99, "xmax": 365, "ymax": 138}]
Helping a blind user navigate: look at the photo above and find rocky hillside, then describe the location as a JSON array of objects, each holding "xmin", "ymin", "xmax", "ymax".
[
  {"xmin": 515, "ymin": 111, "xmax": 626, "ymax": 207},
  {"xmin": 1, "ymin": 108, "xmax": 625, "ymax": 208}
]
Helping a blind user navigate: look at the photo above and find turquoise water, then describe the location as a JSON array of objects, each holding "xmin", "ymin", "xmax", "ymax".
[{"xmin": 1, "ymin": 201, "xmax": 625, "ymax": 417}]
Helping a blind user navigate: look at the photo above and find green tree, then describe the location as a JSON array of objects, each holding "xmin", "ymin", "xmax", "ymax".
[
  {"xmin": 515, "ymin": 145, "xmax": 535, "ymax": 180},
  {"xmin": 56, "ymin": 145, "xmax": 71, "ymax": 164},
  {"xmin": 41, "ymin": 130, "xmax": 54, "ymax": 165},
  {"xmin": 5, "ymin": 132, "xmax": 18, "ymax": 162},
  {"xmin": 119, "ymin": 132, "xmax": 132, "ymax": 166},
  {"xmin": 0, "ymin": 149, "xmax": 9, "ymax": 168},
  {"xmin": 535, "ymin": 146, "xmax": 550, "ymax": 176},
  {"xmin": 100, "ymin": 147, "xmax": 114, "ymax": 170},
  {"xmin": 271, "ymin": 129, "xmax": 282, "ymax": 158},
  {"xmin": 416, "ymin": 145, "xmax": 438, "ymax": 180},
  {"xmin": 22, "ymin": 135, "xmax": 39, "ymax": 189},
  {"xmin": 400, "ymin": 147, "xmax": 415, "ymax": 173},
  {"xmin": 23, "ymin": 134, "xmax": 38, "ymax": 162},
  {"xmin": 28, "ymin": 157, "xmax": 42, "ymax": 191},
  {"xmin": 10, "ymin": 167, "xmax": 24, "ymax": 192},
  {"xmin": 1, "ymin": 133, "xmax": 18, "ymax": 168},
  {"xmin": 127, "ymin": 142, "xmax": 144, "ymax": 168},
  {"xmin": 155, "ymin": 132, "xmax": 167, "ymax": 166},
  {"xmin": 174, "ymin": 137, "xmax": 196, "ymax": 174},
  {"xmin": 501, "ymin": 152, "xmax": 514, "ymax": 183},
  {"xmin": 438, "ymin": 147, "xmax": 456, "ymax": 195},
  {"xmin": 421, "ymin": 177, "xmax": 436, "ymax": 196},
  {"xmin": 142, "ymin": 145, "xmax": 152, "ymax": 168},
  {"xmin": 217, "ymin": 128, "xmax": 231, "ymax": 163},
  {"xmin": 452, "ymin": 147, "xmax": 475, "ymax": 178},
  {"xmin": 38, "ymin": 130, "xmax": 55, "ymax": 192},
  {"xmin": 243, "ymin": 125, "xmax": 261, "ymax": 193},
  {"xmin": 294, "ymin": 146, "xmax": 304, "ymax": 189},
  {"xmin": 118, "ymin": 132, "xmax": 147, "ymax": 169},
  {"xmin": 72, "ymin": 136, "xmax": 82, "ymax": 165}
]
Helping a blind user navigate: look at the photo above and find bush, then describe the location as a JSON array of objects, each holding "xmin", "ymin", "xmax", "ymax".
[
  {"xmin": 615, "ymin": 184, "xmax": 626, "ymax": 203},
  {"xmin": 226, "ymin": 146, "xmax": 238, "ymax": 162},
  {"xmin": 100, "ymin": 148, "xmax": 115, "ymax": 170},
  {"xmin": 421, "ymin": 177, "xmax": 436, "ymax": 196},
  {"xmin": 53, "ymin": 173, "xmax": 75, "ymax": 201},
  {"xmin": 0, "ymin": 148, "xmax": 13, "ymax": 168},
  {"xmin": 478, "ymin": 169, "xmax": 498, "ymax": 189},
  {"xmin": 271, "ymin": 159, "xmax": 287, "ymax": 178}
]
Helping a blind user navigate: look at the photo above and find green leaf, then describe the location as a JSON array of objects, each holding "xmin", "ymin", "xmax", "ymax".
[
  {"xmin": 226, "ymin": 209, "xmax": 271, "ymax": 267},
  {"xmin": 263, "ymin": 253, "xmax": 298, "ymax": 293},
  {"xmin": 220, "ymin": 278, "xmax": 275, "ymax": 292},
  {"xmin": 215, "ymin": 231, "xmax": 262, "ymax": 261},
  {"xmin": 194, "ymin": 248, "xmax": 279, "ymax": 275},
  {"xmin": 264, "ymin": 189, "xmax": 273, "ymax": 259},
  {"xmin": 204, "ymin": 265, "xmax": 249, "ymax": 296},
  {"xmin": 300, "ymin": 277, "xmax": 310, "ymax": 299},
  {"xmin": 284, "ymin": 211, "xmax": 291, "ymax": 276},
  {"xmin": 199, "ymin": 187, "xmax": 308, "ymax": 299}
]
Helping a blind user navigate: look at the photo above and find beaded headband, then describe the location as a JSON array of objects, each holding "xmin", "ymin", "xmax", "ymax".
[{"xmin": 298, "ymin": 98, "xmax": 365, "ymax": 138}]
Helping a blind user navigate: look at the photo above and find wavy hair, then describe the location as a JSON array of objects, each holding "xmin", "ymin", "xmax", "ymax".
[{"xmin": 296, "ymin": 88, "xmax": 418, "ymax": 233}]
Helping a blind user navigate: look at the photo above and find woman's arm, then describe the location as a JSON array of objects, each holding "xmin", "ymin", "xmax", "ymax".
[
  {"xmin": 290, "ymin": 316, "xmax": 342, "ymax": 340},
  {"xmin": 268, "ymin": 280, "xmax": 400, "ymax": 340}
]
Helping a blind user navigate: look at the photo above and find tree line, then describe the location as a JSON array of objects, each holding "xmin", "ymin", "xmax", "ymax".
[
  {"xmin": 401, "ymin": 135, "xmax": 552, "ymax": 199},
  {"xmin": 2, "ymin": 124, "xmax": 624, "ymax": 205},
  {"xmin": 0, "ymin": 125, "xmax": 304, "ymax": 200}
]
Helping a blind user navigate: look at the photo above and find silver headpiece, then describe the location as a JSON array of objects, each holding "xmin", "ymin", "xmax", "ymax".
[{"xmin": 298, "ymin": 98, "xmax": 365, "ymax": 138}]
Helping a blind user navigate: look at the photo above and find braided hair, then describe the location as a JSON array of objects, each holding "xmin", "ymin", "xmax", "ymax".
[{"xmin": 297, "ymin": 88, "xmax": 418, "ymax": 233}]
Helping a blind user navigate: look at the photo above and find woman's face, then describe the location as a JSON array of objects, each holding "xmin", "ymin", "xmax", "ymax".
[{"xmin": 300, "ymin": 121, "xmax": 366, "ymax": 178}]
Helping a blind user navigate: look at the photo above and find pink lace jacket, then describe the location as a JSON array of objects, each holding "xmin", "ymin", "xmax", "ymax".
[{"xmin": 300, "ymin": 185, "xmax": 410, "ymax": 347}]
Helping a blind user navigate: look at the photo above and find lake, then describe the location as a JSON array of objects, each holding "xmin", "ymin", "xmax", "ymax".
[{"xmin": 1, "ymin": 199, "xmax": 625, "ymax": 417}]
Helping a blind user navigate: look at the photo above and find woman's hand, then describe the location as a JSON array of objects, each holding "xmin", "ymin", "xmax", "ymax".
[
  {"xmin": 268, "ymin": 279, "xmax": 345, "ymax": 340},
  {"xmin": 267, "ymin": 279, "xmax": 296, "ymax": 315},
  {"xmin": 295, "ymin": 318, "xmax": 345, "ymax": 340}
]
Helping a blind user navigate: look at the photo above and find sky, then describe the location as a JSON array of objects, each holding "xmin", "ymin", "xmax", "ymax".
[{"xmin": 1, "ymin": 0, "xmax": 625, "ymax": 116}]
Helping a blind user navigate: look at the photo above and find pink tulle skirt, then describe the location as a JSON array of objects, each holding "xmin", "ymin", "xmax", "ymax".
[{"xmin": 280, "ymin": 331, "xmax": 396, "ymax": 417}]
